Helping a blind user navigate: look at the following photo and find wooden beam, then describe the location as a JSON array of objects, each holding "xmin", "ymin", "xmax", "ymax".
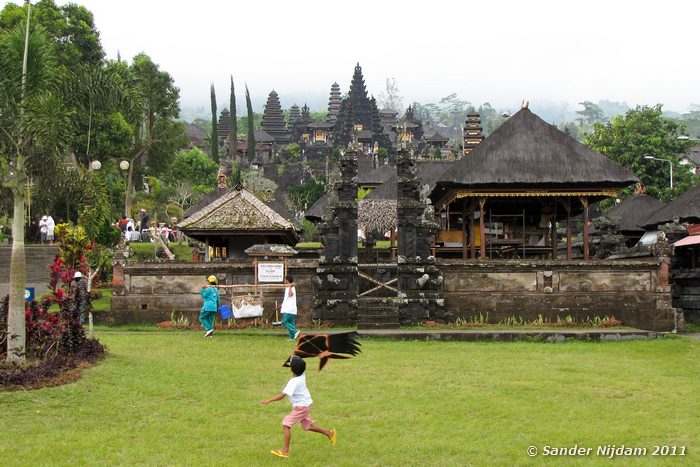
[{"xmin": 551, "ymin": 199, "xmax": 558, "ymax": 259}]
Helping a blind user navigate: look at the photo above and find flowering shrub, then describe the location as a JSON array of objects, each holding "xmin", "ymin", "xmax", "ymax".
[{"xmin": 0, "ymin": 296, "xmax": 106, "ymax": 387}]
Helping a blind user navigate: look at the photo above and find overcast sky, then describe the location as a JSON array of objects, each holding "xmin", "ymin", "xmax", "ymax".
[{"xmin": 50, "ymin": 0, "xmax": 699, "ymax": 115}]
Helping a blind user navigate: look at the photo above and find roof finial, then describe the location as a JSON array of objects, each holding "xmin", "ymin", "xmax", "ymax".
[{"xmin": 521, "ymin": 100, "xmax": 529, "ymax": 109}]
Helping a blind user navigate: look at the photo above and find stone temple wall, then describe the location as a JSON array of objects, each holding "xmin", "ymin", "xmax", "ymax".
[
  {"xmin": 109, "ymin": 257, "xmax": 675, "ymax": 331},
  {"xmin": 438, "ymin": 258, "xmax": 675, "ymax": 331}
]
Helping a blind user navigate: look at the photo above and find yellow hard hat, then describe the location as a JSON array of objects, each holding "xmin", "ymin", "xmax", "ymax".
[{"xmin": 207, "ymin": 275, "xmax": 217, "ymax": 284}]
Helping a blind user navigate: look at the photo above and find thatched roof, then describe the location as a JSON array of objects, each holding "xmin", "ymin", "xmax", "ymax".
[
  {"xmin": 643, "ymin": 185, "xmax": 700, "ymax": 228},
  {"xmin": 365, "ymin": 161, "xmax": 454, "ymax": 201},
  {"xmin": 179, "ymin": 187, "xmax": 297, "ymax": 236},
  {"xmin": 244, "ymin": 244, "xmax": 297, "ymax": 256},
  {"xmin": 360, "ymin": 164, "xmax": 396, "ymax": 186},
  {"xmin": 423, "ymin": 129, "xmax": 449, "ymax": 142},
  {"xmin": 605, "ymin": 194, "xmax": 665, "ymax": 232},
  {"xmin": 184, "ymin": 187, "xmax": 229, "ymax": 218},
  {"xmin": 359, "ymin": 161, "xmax": 454, "ymax": 233},
  {"xmin": 304, "ymin": 193, "xmax": 328, "ymax": 221},
  {"xmin": 431, "ymin": 108, "xmax": 637, "ymax": 200}
]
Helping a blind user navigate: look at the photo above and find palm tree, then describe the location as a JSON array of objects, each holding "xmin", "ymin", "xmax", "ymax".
[{"xmin": 0, "ymin": 21, "xmax": 74, "ymax": 362}]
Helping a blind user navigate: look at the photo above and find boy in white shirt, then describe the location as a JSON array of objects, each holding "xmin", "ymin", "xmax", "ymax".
[
  {"xmin": 261, "ymin": 356, "xmax": 336, "ymax": 459},
  {"xmin": 279, "ymin": 275, "xmax": 300, "ymax": 340}
]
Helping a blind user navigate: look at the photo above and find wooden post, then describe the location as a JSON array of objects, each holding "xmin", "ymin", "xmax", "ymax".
[
  {"xmin": 551, "ymin": 199, "xmax": 558, "ymax": 259},
  {"xmin": 462, "ymin": 201, "xmax": 468, "ymax": 260},
  {"xmin": 479, "ymin": 198, "xmax": 486, "ymax": 258},
  {"xmin": 581, "ymin": 197, "xmax": 589, "ymax": 261},
  {"xmin": 566, "ymin": 199, "xmax": 572, "ymax": 260},
  {"xmin": 469, "ymin": 202, "xmax": 476, "ymax": 259}
]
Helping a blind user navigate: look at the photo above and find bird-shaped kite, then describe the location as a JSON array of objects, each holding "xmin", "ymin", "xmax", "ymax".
[{"xmin": 283, "ymin": 331, "xmax": 362, "ymax": 371}]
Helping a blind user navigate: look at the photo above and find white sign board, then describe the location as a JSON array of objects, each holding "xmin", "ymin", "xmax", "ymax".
[{"xmin": 257, "ymin": 262, "xmax": 284, "ymax": 283}]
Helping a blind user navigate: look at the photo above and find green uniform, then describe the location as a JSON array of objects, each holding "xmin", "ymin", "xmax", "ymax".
[{"xmin": 199, "ymin": 286, "xmax": 220, "ymax": 332}]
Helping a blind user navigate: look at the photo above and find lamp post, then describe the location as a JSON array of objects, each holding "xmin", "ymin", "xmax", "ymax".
[
  {"xmin": 119, "ymin": 160, "xmax": 130, "ymax": 216},
  {"xmin": 644, "ymin": 156, "xmax": 673, "ymax": 188}
]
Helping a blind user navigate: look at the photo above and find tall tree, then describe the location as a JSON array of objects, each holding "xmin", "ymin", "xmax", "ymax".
[
  {"xmin": 585, "ymin": 105, "xmax": 693, "ymax": 201},
  {"xmin": 576, "ymin": 101, "xmax": 605, "ymax": 126},
  {"xmin": 228, "ymin": 76, "xmax": 237, "ymax": 169},
  {"xmin": 0, "ymin": 20, "xmax": 73, "ymax": 362},
  {"xmin": 245, "ymin": 84, "xmax": 255, "ymax": 161},
  {"xmin": 120, "ymin": 53, "xmax": 181, "ymax": 216},
  {"xmin": 377, "ymin": 77, "xmax": 403, "ymax": 113},
  {"xmin": 0, "ymin": 0, "xmax": 104, "ymax": 68},
  {"xmin": 210, "ymin": 83, "xmax": 218, "ymax": 162}
]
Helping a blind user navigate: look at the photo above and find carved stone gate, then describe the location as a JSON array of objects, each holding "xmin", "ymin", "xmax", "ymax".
[{"xmin": 314, "ymin": 145, "xmax": 444, "ymax": 328}]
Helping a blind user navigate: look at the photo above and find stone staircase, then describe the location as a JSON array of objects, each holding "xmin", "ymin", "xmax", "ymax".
[
  {"xmin": 0, "ymin": 245, "xmax": 59, "ymax": 297},
  {"xmin": 357, "ymin": 297, "xmax": 399, "ymax": 329}
]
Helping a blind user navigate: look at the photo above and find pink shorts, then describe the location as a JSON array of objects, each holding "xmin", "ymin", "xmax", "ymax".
[{"xmin": 282, "ymin": 405, "xmax": 314, "ymax": 430}]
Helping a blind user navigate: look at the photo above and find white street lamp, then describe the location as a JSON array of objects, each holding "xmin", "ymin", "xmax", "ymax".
[
  {"xmin": 644, "ymin": 156, "xmax": 673, "ymax": 189},
  {"xmin": 119, "ymin": 160, "xmax": 130, "ymax": 216},
  {"xmin": 89, "ymin": 160, "xmax": 101, "ymax": 171}
]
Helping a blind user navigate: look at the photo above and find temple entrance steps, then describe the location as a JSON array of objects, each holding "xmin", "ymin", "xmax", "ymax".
[{"xmin": 357, "ymin": 297, "xmax": 399, "ymax": 330}]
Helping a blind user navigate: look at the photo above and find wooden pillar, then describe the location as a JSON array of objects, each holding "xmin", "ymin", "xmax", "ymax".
[
  {"xmin": 469, "ymin": 201, "xmax": 476, "ymax": 259},
  {"xmin": 551, "ymin": 199, "xmax": 558, "ymax": 259},
  {"xmin": 479, "ymin": 198, "xmax": 486, "ymax": 258},
  {"xmin": 390, "ymin": 228, "xmax": 396, "ymax": 261},
  {"xmin": 566, "ymin": 199, "xmax": 572, "ymax": 260},
  {"xmin": 581, "ymin": 197, "xmax": 589, "ymax": 261},
  {"xmin": 462, "ymin": 201, "xmax": 468, "ymax": 260}
]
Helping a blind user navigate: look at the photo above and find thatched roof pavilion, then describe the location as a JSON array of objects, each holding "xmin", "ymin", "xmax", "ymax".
[
  {"xmin": 430, "ymin": 107, "xmax": 637, "ymax": 260},
  {"xmin": 179, "ymin": 186, "xmax": 299, "ymax": 260}
]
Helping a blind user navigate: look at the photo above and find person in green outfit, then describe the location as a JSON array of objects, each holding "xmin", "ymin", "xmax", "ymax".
[{"xmin": 199, "ymin": 275, "xmax": 220, "ymax": 337}]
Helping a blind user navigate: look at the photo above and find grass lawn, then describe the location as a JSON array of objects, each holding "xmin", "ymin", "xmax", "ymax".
[
  {"xmin": 1, "ymin": 333, "xmax": 698, "ymax": 466},
  {"xmin": 129, "ymin": 241, "xmax": 192, "ymax": 261}
]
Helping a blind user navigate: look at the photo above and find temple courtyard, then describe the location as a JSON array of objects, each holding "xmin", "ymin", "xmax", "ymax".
[{"xmin": 1, "ymin": 332, "xmax": 697, "ymax": 466}]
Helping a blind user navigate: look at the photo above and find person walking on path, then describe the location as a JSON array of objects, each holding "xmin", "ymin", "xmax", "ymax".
[
  {"xmin": 199, "ymin": 275, "xmax": 220, "ymax": 337},
  {"xmin": 261, "ymin": 356, "xmax": 336, "ymax": 459},
  {"xmin": 280, "ymin": 275, "xmax": 300, "ymax": 340}
]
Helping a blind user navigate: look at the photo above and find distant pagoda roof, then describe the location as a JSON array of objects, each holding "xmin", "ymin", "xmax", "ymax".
[
  {"xmin": 424, "ymin": 129, "xmax": 449, "ymax": 142},
  {"xmin": 308, "ymin": 121, "xmax": 335, "ymax": 129},
  {"xmin": 260, "ymin": 90, "xmax": 291, "ymax": 143}
]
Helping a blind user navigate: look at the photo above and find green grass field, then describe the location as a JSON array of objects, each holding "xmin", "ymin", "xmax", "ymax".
[{"xmin": 1, "ymin": 333, "xmax": 698, "ymax": 466}]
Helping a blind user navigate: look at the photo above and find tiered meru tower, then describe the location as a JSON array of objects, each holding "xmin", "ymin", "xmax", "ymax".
[
  {"xmin": 326, "ymin": 82, "xmax": 342, "ymax": 125},
  {"xmin": 462, "ymin": 113, "xmax": 485, "ymax": 156},
  {"xmin": 396, "ymin": 147, "xmax": 444, "ymax": 322},
  {"xmin": 260, "ymin": 90, "xmax": 291, "ymax": 144},
  {"xmin": 313, "ymin": 146, "xmax": 360, "ymax": 323}
]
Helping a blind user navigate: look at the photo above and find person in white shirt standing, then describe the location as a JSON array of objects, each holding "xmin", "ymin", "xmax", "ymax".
[
  {"xmin": 261, "ymin": 356, "xmax": 336, "ymax": 459},
  {"xmin": 279, "ymin": 275, "xmax": 300, "ymax": 340},
  {"xmin": 45, "ymin": 215, "xmax": 55, "ymax": 245}
]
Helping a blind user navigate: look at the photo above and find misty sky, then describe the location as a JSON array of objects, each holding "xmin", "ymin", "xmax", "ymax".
[{"xmin": 48, "ymin": 0, "xmax": 699, "ymax": 115}]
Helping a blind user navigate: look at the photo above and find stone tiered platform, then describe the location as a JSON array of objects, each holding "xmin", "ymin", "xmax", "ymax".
[{"xmin": 357, "ymin": 297, "xmax": 399, "ymax": 330}]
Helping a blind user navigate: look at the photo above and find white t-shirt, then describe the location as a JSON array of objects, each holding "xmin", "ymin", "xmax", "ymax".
[
  {"xmin": 45, "ymin": 216, "xmax": 55, "ymax": 235},
  {"xmin": 282, "ymin": 373, "xmax": 312, "ymax": 407},
  {"xmin": 281, "ymin": 285, "xmax": 297, "ymax": 315}
]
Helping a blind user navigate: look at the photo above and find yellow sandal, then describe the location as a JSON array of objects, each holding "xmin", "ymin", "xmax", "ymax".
[{"xmin": 271, "ymin": 449, "xmax": 288, "ymax": 458}]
